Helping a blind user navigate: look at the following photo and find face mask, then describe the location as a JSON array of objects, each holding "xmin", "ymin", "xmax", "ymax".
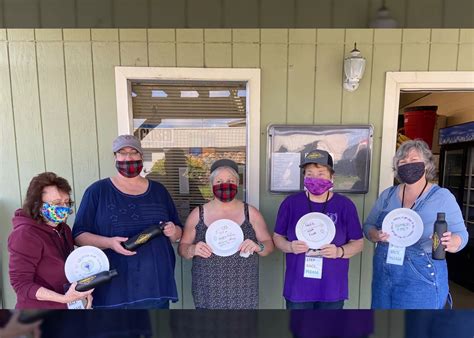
[
  {"xmin": 116, "ymin": 160, "xmax": 143, "ymax": 178},
  {"xmin": 397, "ymin": 162, "xmax": 425, "ymax": 184},
  {"xmin": 41, "ymin": 202, "xmax": 72, "ymax": 224},
  {"xmin": 304, "ymin": 177, "xmax": 334, "ymax": 196},
  {"xmin": 212, "ymin": 183, "xmax": 238, "ymax": 202}
]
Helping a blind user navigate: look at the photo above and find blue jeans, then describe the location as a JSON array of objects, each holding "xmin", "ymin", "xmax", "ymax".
[
  {"xmin": 286, "ymin": 299, "xmax": 345, "ymax": 310},
  {"xmin": 371, "ymin": 243, "xmax": 449, "ymax": 309}
]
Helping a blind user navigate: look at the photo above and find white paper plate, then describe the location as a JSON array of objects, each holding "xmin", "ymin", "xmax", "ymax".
[
  {"xmin": 205, "ymin": 219, "xmax": 244, "ymax": 257},
  {"xmin": 382, "ymin": 208, "xmax": 424, "ymax": 247},
  {"xmin": 295, "ymin": 212, "xmax": 336, "ymax": 249},
  {"xmin": 64, "ymin": 246, "xmax": 110, "ymax": 282}
]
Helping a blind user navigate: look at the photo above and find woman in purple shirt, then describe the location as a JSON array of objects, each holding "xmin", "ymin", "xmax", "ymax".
[{"xmin": 273, "ymin": 149, "xmax": 364, "ymax": 309}]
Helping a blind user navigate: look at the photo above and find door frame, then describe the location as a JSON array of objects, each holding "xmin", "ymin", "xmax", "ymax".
[
  {"xmin": 114, "ymin": 67, "xmax": 261, "ymax": 208},
  {"xmin": 380, "ymin": 71, "xmax": 474, "ymax": 192}
]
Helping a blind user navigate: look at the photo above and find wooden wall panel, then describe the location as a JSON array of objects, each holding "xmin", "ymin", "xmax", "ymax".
[
  {"xmin": 35, "ymin": 29, "xmax": 74, "ymax": 185},
  {"xmin": 92, "ymin": 29, "xmax": 120, "ymax": 179},
  {"xmin": 287, "ymin": 29, "xmax": 316, "ymax": 124},
  {"xmin": 428, "ymin": 29, "xmax": 459, "ymax": 71},
  {"xmin": 314, "ymin": 29, "xmax": 345, "ymax": 124},
  {"xmin": 400, "ymin": 29, "xmax": 430, "ymax": 71},
  {"xmin": 457, "ymin": 29, "xmax": 474, "ymax": 70},
  {"xmin": 63, "ymin": 29, "xmax": 100, "ymax": 205},
  {"xmin": 8, "ymin": 29, "xmax": 45, "ymax": 197},
  {"xmin": 0, "ymin": 36, "xmax": 22, "ymax": 309}
]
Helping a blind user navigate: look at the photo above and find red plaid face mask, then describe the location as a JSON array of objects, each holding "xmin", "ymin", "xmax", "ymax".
[
  {"xmin": 115, "ymin": 160, "xmax": 143, "ymax": 178},
  {"xmin": 212, "ymin": 183, "xmax": 238, "ymax": 202}
]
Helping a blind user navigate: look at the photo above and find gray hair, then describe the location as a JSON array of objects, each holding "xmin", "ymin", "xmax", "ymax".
[
  {"xmin": 393, "ymin": 139, "xmax": 437, "ymax": 182},
  {"xmin": 209, "ymin": 166, "xmax": 240, "ymax": 185}
]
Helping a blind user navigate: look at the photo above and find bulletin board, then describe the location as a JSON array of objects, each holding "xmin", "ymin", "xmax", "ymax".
[{"xmin": 267, "ymin": 125, "xmax": 373, "ymax": 194}]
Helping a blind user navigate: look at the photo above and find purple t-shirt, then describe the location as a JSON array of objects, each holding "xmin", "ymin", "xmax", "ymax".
[{"xmin": 274, "ymin": 191, "xmax": 363, "ymax": 302}]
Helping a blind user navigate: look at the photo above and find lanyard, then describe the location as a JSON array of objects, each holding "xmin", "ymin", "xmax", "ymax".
[
  {"xmin": 402, "ymin": 179, "xmax": 428, "ymax": 209},
  {"xmin": 306, "ymin": 191, "xmax": 330, "ymax": 214}
]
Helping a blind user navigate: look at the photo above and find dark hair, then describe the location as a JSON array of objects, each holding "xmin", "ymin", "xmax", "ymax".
[{"xmin": 22, "ymin": 172, "xmax": 72, "ymax": 221}]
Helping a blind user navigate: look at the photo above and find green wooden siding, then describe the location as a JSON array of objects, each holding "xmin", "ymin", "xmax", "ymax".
[{"xmin": 0, "ymin": 28, "xmax": 473, "ymax": 309}]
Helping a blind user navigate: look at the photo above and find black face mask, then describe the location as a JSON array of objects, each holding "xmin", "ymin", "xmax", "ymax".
[{"xmin": 397, "ymin": 162, "xmax": 425, "ymax": 184}]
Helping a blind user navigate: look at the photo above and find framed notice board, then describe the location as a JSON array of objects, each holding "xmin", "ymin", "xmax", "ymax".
[{"xmin": 267, "ymin": 125, "xmax": 373, "ymax": 194}]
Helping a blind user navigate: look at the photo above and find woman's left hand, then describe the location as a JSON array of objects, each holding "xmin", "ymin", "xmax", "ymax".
[
  {"xmin": 163, "ymin": 222, "xmax": 177, "ymax": 237},
  {"xmin": 239, "ymin": 239, "xmax": 259, "ymax": 255},
  {"xmin": 319, "ymin": 244, "xmax": 339, "ymax": 259},
  {"xmin": 441, "ymin": 231, "xmax": 461, "ymax": 253}
]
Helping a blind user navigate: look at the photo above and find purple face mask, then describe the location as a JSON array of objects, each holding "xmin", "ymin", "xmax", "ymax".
[{"xmin": 304, "ymin": 177, "xmax": 334, "ymax": 196}]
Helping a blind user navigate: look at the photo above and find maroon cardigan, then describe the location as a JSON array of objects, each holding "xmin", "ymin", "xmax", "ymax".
[{"xmin": 8, "ymin": 209, "xmax": 74, "ymax": 309}]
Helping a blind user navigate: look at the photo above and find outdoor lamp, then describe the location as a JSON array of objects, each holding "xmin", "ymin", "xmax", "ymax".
[
  {"xmin": 370, "ymin": 0, "xmax": 399, "ymax": 28},
  {"xmin": 343, "ymin": 43, "xmax": 366, "ymax": 92}
]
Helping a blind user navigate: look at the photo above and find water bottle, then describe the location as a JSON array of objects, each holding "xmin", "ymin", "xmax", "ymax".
[
  {"xmin": 75, "ymin": 269, "xmax": 118, "ymax": 292},
  {"xmin": 432, "ymin": 212, "xmax": 447, "ymax": 260},
  {"xmin": 121, "ymin": 223, "xmax": 165, "ymax": 251}
]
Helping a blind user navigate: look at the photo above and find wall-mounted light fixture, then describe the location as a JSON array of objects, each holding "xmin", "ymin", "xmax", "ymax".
[{"xmin": 343, "ymin": 43, "xmax": 366, "ymax": 92}]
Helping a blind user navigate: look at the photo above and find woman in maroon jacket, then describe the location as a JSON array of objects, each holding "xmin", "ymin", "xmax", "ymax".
[{"xmin": 8, "ymin": 172, "xmax": 93, "ymax": 309}]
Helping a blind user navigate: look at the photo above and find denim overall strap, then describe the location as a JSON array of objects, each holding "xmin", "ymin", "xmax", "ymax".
[{"xmin": 375, "ymin": 185, "xmax": 399, "ymax": 226}]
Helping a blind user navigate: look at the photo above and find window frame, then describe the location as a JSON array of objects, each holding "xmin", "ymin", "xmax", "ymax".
[{"xmin": 114, "ymin": 66, "xmax": 261, "ymax": 208}]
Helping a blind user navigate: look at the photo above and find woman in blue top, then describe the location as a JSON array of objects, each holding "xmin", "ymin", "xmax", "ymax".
[
  {"xmin": 73, "ymin": 135, "xmax": 182, "ymax": 309},
  {"xmin": 363, "ymin": 139, "xmax": 468, "ymax": 309}
]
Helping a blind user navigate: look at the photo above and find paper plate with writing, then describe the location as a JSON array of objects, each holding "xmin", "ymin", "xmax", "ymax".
[
  {"xmin": 382, "ymin": 208, "xmax": 424, "ymax": 247},
  {"xmin": 65, "ymin": 246, "xmax": 110, "ymax": 282},
  {"xmin": 295, "ymin": 212, "xmax": 336, "ymax": 249},
  {"xmin": 206, "ymin": 219, "xmax": 244, "ymax": 257}
]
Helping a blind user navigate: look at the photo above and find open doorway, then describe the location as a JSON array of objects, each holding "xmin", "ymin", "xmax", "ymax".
[
  {"xmin": 380, "ymin": 71, "xmax": 474, "ymax": 309},
  {"xmin": 397, "ymin": 91, "xmax": 474, "ymax": 309}
]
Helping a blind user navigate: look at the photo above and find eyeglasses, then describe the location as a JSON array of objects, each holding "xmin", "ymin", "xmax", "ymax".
[
  {"xmin": 116, "ymin": 150, "xmax": 141, "ymax": 158},
  {"xmin": 46, "ymin": 200, "xmax": 75, "ymax": 208}
]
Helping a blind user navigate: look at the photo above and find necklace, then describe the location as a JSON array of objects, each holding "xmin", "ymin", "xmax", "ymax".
[{"xmin": 402, "ymin": 179, "xmax": 428, "ymax": 209}]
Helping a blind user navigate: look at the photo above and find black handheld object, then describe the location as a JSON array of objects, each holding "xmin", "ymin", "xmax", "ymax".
[
  {"xmin": 18, "ymin": 310, "xmax": 53, "ymax": 324},
  {"xmin": 75, "ymin": 269, "xmax": 118, "ymax": 292},
  {"xmin": 432, "ymin": 212, "xmax": 447, "ymax": 260},
  {"xmin": 121, "ymin": 222, "xmax": 165, "ymax": 251}
]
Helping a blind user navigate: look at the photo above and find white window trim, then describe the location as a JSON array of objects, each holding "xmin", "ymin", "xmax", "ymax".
[
  {"xmin": 380, "ymin": 71, "xmax": 474, "ymax": 192},
  {"xmin": 115, "ymin": 67, "xmax": 261, "ymax": 208}
]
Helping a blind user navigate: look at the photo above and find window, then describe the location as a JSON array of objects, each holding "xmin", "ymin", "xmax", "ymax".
[
  {"xmin": 115, "ymin": 67, "xmax": 261, "ymax": 222},
  {"xmin": 131, "ymin": 81, "xmax": 247, "ymax": 221}
]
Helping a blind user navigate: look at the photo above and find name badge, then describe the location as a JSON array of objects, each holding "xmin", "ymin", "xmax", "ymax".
[
  {"xmin": 386, "ymin": 244, "xmax": 406, "ymax": 266},
  {"xmin": 67, "ymin": 299, "xmax": 85, "ymax": 309},
  {"xmin": 304, "ymin": 256, "xmax": 323, "ymax": 279}
]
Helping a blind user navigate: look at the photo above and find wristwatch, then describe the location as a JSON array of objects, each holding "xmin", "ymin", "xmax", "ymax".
[{"xmin": 257, "ymin": 242, "xmax": 265, "ymax": 253}]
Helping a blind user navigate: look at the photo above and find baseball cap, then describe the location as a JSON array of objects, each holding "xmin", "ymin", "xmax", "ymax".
[
  {"xmin": 299, "ymin": 149, "xmax": 334, "ymax": 168},
  {"xmin": 210, "ymin": 159, "xmax": 239, "ymax": 174},
  {"xmin": 112, "ymin": 135, "xmax": 143, "ymax": 154}
]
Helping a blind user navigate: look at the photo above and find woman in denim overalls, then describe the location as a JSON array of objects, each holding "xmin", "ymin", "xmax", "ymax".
[{"xmin": 363, "ymin": 140, "xmax": 468, "ymax": 309}]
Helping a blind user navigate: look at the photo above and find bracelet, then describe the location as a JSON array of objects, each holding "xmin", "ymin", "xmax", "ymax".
[{"xmin": 339, "ymin": 246, "xmax": 345, "ymax": 258}]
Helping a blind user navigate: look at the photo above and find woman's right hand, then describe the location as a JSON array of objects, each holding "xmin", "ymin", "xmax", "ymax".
[
  {"xmin": 109, "ymin": 236, "xmax": 137, "ymax": 256},
  {"xmin": 369, "ymin": 228, "xmax": 390, "ymax": 243},
  {"xmin": 290, "ymin": 240, "xmax": 309, "ymax": 254},
  {"xmin": 63, "ymin": 282, "xmax": 94, "ymax": 304},
  {"xmin": 192, "ymin": 241, "xmax": 213, "ymax": 258}
]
